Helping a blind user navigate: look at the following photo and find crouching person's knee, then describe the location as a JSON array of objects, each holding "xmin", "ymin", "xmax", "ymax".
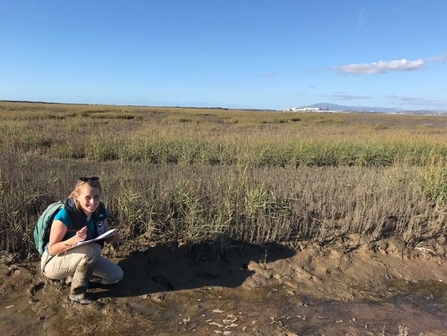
[
  {"xmin": 111, "ymin": 265, "xmax": 124, "ymax": 284},
  {"xmin": 102, "ymin": 264, "xmax": 123, "ymax": 285},
  {"xmin": 78, "ymin": 243, "xmax": 102, "ymax": 266},
  {"xmin": 86, "ymin": 243, "xmax": 102, "ymax": 255}
]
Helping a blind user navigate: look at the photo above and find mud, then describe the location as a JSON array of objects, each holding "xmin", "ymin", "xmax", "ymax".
[{"xmin": 2, "ymin": 235, "xmax": 447, "ymax": 335}]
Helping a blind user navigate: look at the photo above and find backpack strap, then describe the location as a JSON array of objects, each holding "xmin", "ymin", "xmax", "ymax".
[{"xmin": 64, "ymin": 198, "xmax": 89, "ymax": 233}]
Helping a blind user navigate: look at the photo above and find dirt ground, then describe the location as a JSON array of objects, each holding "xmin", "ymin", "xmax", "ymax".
[{"xmin": 2, "ymin": 234, "xmax": 447, "ymax": 336}]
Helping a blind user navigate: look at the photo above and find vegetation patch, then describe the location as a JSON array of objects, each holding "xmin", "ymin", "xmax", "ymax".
[{"xmin": 1, "ymin": 101, "xmax": 447, "ymax": 259}]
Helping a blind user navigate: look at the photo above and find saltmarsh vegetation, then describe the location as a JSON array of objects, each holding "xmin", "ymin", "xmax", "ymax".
[{"xmin": 1, "ymin": 101, "xmax": 447, "ymax": 259}]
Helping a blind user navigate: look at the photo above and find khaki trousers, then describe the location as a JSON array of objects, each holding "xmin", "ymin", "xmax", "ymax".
[{"xmin": 42, "ymin": 243, "xmax": 123, "ymax": 287}]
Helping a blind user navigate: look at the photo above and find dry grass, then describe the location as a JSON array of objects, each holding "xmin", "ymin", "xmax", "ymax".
[{"xmin": 1, "ymin": 101, "xmax": 447, "ymax": 259}]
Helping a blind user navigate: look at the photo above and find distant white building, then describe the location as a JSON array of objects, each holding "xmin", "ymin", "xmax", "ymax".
[{"xmin": 284, "ymin": 107, "xmax": 329, "ymax": 112}]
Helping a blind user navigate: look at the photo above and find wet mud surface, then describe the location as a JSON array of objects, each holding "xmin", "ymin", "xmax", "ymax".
[{"xmin": 2, "ymin": 236, "xmax": 447, "ymax": 335}]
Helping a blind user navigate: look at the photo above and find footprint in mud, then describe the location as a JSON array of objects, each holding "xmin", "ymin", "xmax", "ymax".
[
  {"xmin": 152, "ymin": 275, "xmax": 174, "ymax": 290},
  {"xmin": 28, "ymin": 282, "xmax": 45, "ymax": 303}
]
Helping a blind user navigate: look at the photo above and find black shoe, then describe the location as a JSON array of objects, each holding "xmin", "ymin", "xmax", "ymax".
[{"xmin": 69, "ymin": 293, "xmax": 95, "ymax": 305}]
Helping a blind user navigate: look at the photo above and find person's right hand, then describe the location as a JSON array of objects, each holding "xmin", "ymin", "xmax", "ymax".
[{"xmin": 74, "ymin": 226, "xmax": 88, "ymax": 242}]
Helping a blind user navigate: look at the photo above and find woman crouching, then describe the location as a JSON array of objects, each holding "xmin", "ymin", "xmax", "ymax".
[{"xmin": 41, "ymin": 177, "xmax": 123, "ymax": 304}]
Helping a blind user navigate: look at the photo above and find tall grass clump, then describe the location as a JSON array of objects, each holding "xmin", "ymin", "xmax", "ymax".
[
  {"xmin": 110, "ymin": 176, "xmax": 151, "ymax": 238},
  {"xmin": 163, "ymin": 180, "xmax": 227, "ymax": 243},
  {"xmin": 420, "ymin": 157, "xmax": 447, "ymax": 205},
  {"xmin": 219, "ymin": 168, "xmax": 293, "ymax": 243}
]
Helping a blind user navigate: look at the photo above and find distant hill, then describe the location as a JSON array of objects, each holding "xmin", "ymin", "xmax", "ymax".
[{"xmin": 301, "ymin": 103, "xmax": 401, "ymax": 113}]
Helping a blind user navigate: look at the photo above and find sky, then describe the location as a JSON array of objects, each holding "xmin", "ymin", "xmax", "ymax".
[{"xmin": 1, "ymin": 0, "xmax": 446, "ymax": 111}]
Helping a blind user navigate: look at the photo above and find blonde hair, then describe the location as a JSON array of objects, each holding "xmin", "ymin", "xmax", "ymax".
[{"xmin": 68, "ymin": 178, "xmax": 102, "ymax": 211}]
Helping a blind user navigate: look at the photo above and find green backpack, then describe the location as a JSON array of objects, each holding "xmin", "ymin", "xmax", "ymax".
[{"xmin": 33, "ymin": 201, "xmax": 65, "ymax": 255}]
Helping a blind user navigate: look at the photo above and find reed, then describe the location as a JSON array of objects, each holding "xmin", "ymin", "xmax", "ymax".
[{"xmin": 1, "ymin": 101, "xmax": 447, "ymax": 258}]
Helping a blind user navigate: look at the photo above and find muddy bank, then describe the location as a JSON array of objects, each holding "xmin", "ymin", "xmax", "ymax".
[{"xmin": 2, "ymin": 236, "xmax": 447, "ymax": 335}]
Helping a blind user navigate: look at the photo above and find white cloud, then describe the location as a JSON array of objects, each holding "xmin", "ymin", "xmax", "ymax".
[
  {"xmin": 307, "ymin": 54, "xmax": 445, "ymax": 76},
  {"xmin": 335, "ymin": 58, "xmax": 424, "ymax": 75}
]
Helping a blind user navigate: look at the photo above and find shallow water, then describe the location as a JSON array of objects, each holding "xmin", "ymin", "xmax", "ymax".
[
  {"xmin": 2, "ymin": 283, "xmax": 447, "ymax": 335},
  {"xmin": 1, "ymin": 294, "xmax": 46, "ymax": 336},
  {"xmin": 108, "ymin": 284, "xmax": 447, "ymax": 335}
]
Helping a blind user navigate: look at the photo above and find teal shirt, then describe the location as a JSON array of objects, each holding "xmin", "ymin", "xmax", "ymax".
[{"xmin": 53, "ymin": 207, "xmax": 110, "ymax": 241}]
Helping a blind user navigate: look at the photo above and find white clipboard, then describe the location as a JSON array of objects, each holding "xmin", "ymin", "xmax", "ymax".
[{"xmin": 74, "ymin": 229, "xmax": 117, "ymax": 247}]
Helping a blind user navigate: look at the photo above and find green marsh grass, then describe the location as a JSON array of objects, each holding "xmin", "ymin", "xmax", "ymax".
[{"xmin": 1, "ymin": 101, "xmax": 447, "ymax": 258}]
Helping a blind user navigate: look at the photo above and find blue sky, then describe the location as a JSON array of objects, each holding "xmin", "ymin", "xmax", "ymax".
[{"xmin": 1, "ymin": 0, "xmax": 446, "ymax": 110}]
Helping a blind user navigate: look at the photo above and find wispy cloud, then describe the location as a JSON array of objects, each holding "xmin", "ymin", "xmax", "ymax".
[
  {"xmin": 374, "ymin": 23, "xmax": 398, "ymax": 52},
  {"xmin": 380, "ymin": 0, "xmax": 416, "ymax": 22},
  {"xmin": 384, "ymin": 94, "xmax": 447, "ymax": 108},
  {"xmin": 321, "ymin": 91, "xmax": 372, "ymax": 100},
  {"xmin": 259, "ymin": 72, "xmax": 274, "ymax": 77},
  {"xmin": 356, "ymin": 8, "xmax": 366, "ymax": 31},
  {"xmin": 428, "ymin": 54, "xmax": 447, "ymax": 63}
]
